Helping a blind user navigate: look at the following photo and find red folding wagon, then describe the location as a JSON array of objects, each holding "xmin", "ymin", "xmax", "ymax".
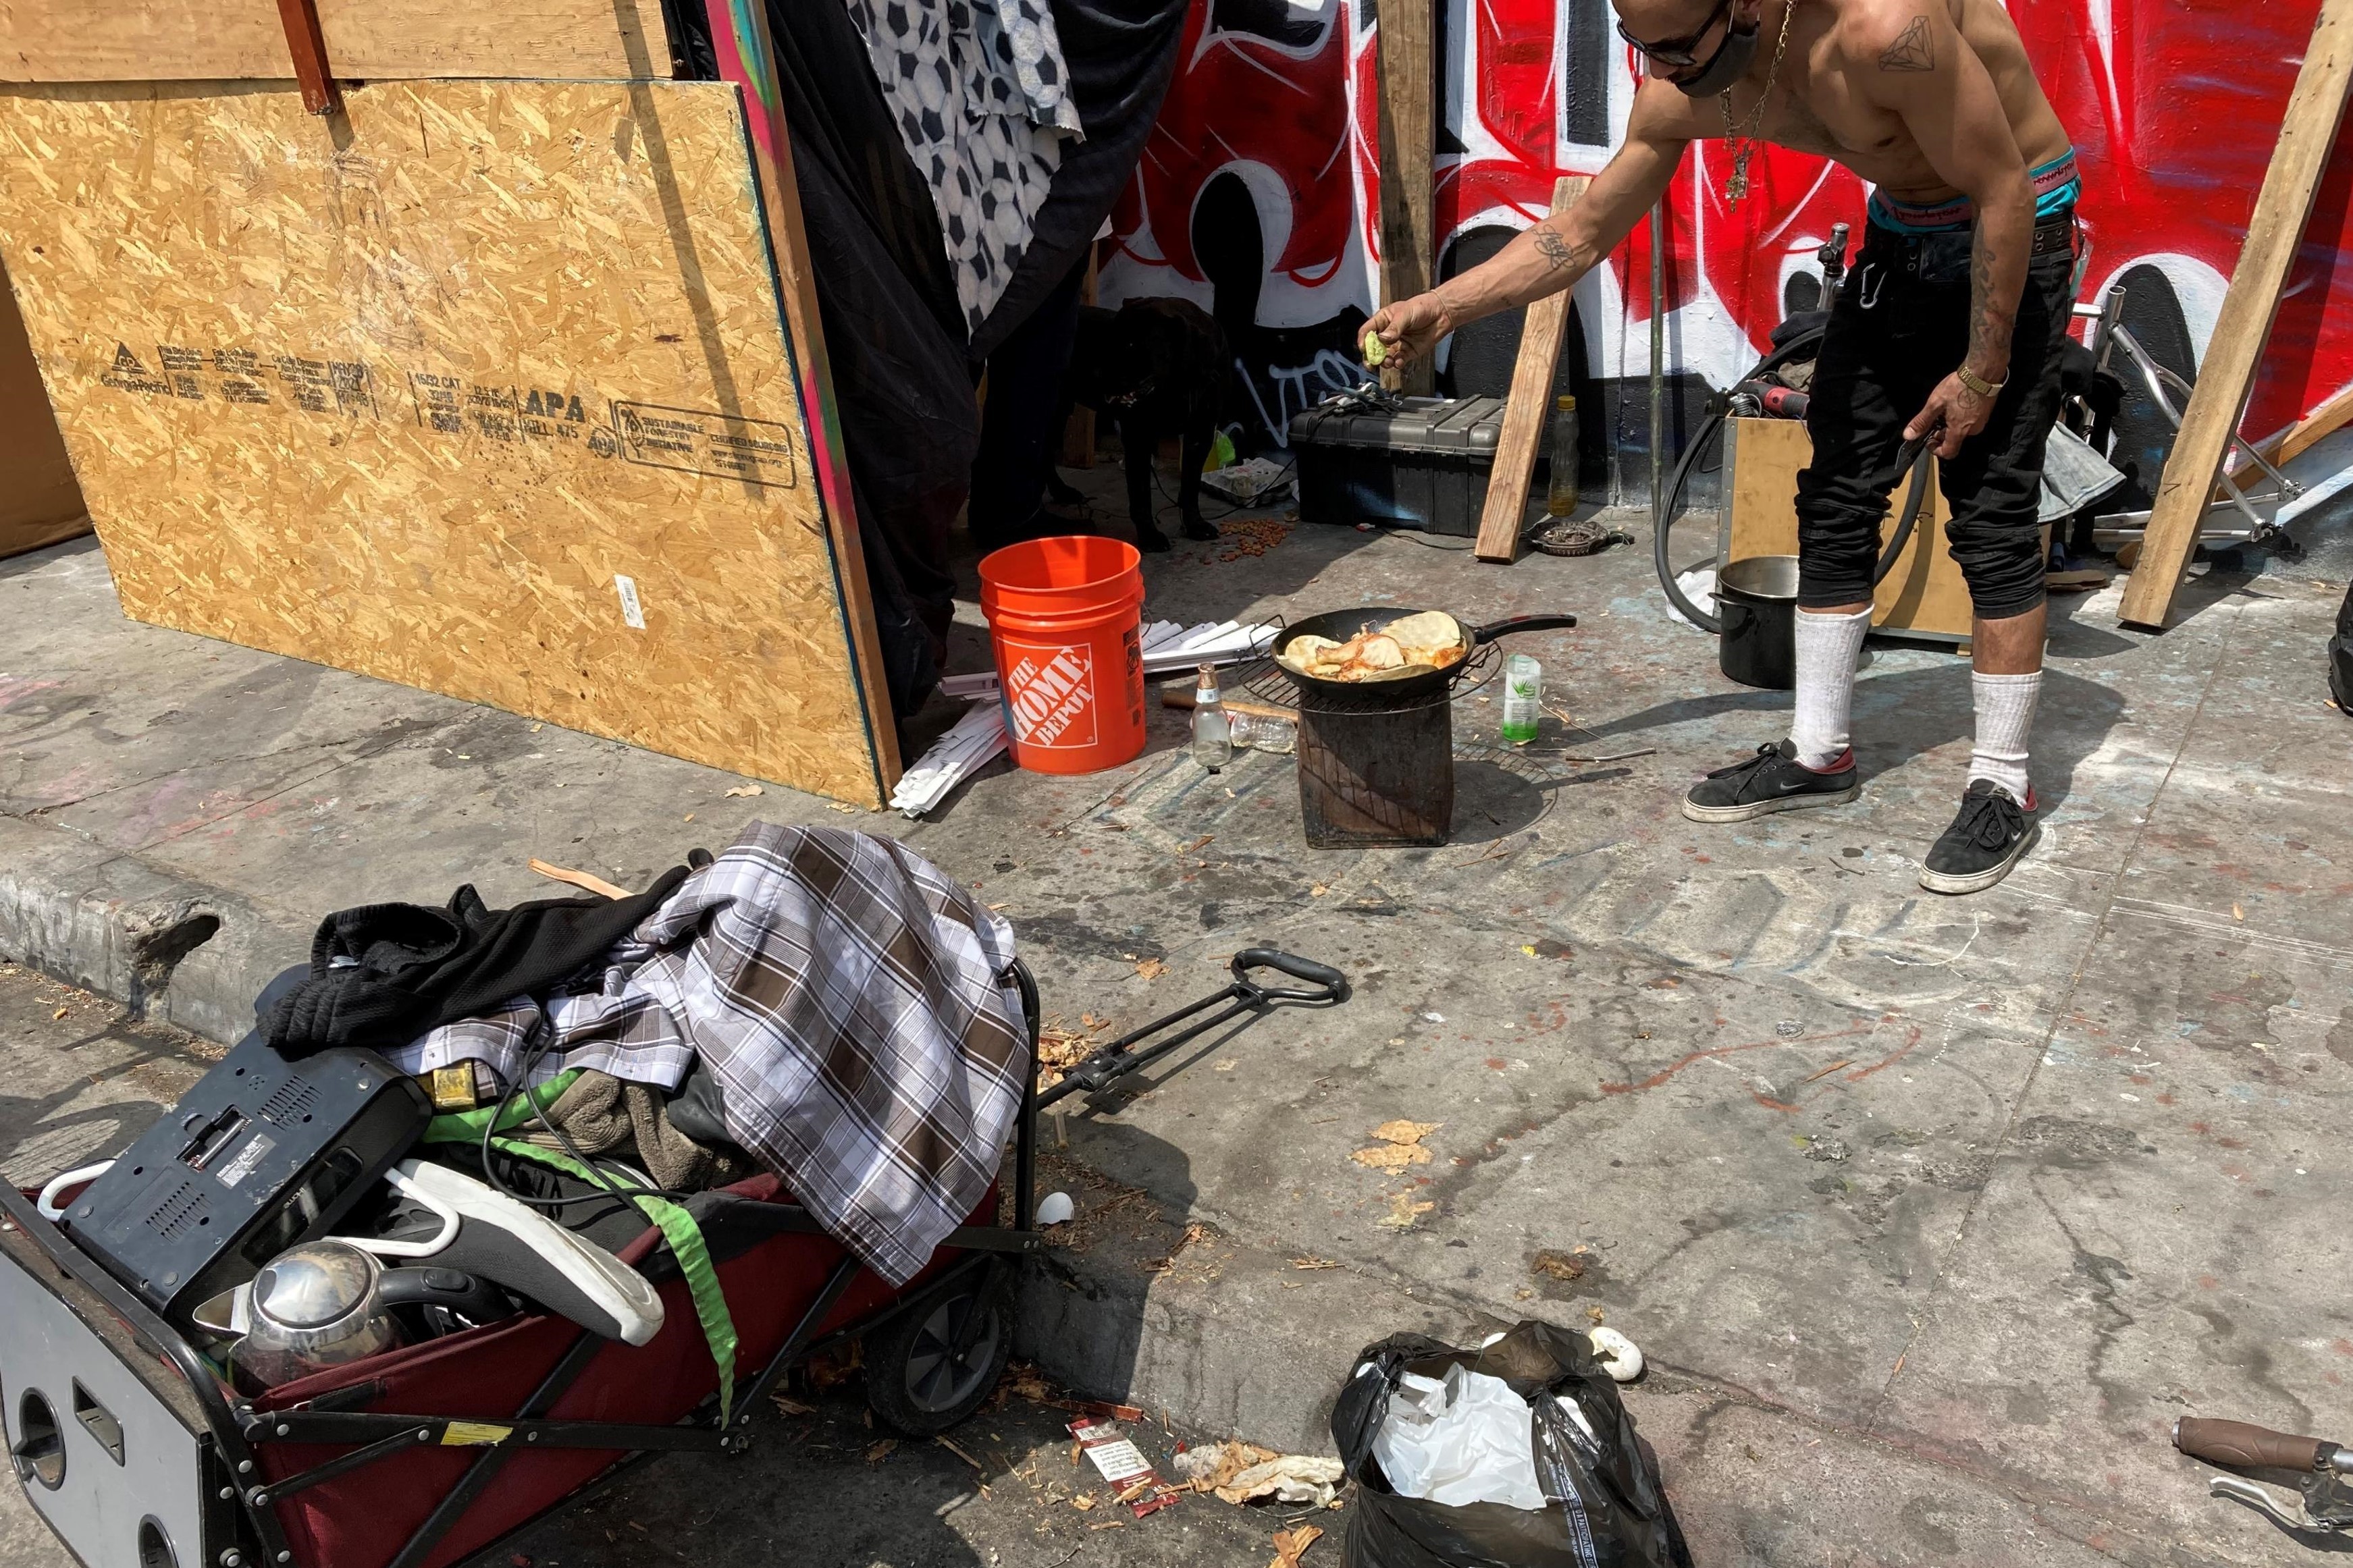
[{"xmin": 1, "ymin": 950, "xmax": 1347, "ymax": 1568}]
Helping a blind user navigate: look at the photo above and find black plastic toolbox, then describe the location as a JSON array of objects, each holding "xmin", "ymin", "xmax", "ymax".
[{"xmin": 1289, "ymin": 394, "xmax": 1504, "ymax": 536}]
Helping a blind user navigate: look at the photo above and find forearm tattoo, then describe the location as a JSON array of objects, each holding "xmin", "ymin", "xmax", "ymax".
[
  {"xmin": 1532, "ymin": 225, "xmax": 1589, "ymax": 274},
  {"xmin": 1965, "ymin": 223, "xmax": 2013, "ymax": 374},
  {"xmin": 1879, "ymin": 15, "xmax": 1934, "ymax": 70}
]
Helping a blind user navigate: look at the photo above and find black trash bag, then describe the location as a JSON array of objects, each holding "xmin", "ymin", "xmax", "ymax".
[
  {"xmin": 1331, "ymin": 1322, "xmax": 1693, "ymax": 1568},
  {"xmin": 2331, "ymin": 581, "xmax": 2353, "ymax": 714}
]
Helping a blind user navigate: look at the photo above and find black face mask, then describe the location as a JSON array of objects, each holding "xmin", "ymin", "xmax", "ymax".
[{"xmin": 1672, "ymin": 16, "xmax": 1759, "ymax": 97}]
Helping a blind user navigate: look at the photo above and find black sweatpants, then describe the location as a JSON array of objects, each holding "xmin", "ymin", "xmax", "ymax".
[{"xmin": 1795, "ymin": 213, "xmax": 2078, "ymax": 620}]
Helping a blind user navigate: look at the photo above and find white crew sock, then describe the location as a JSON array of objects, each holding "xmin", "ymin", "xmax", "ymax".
[
  {"xmin": 1969, "ymin": 670, "xmax": 2041, "ymax": 803},
  {"xmin": 1789, "ymin": 606, "xmax": 1872, "ymax": 769}
]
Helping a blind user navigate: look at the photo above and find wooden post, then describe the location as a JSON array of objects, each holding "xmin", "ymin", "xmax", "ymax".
[
  {"xmin": 2118, "ymin": 0, "xmax": 2353, "ymax": 630},
  {"xmin": 273, "ymin": 0, "xmax": 341, "ymax": 115},
  {"xmin": 1473, "ymin": 176, "xmax": 1589, "ymax": 562},
  {"xmin": 1376, "ymin": 0, "xmax": 1436, "ymax": 398},
  {"xmin": 1060, "ymin": 244, "xmax": 1099, "ymax": 468}
]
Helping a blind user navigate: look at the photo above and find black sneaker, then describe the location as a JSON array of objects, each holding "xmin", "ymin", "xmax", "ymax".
[
  {"xmin": 1681, "ymin": 739, "xmax": 1860, "ymax": 823},
  {"xmin": 1919, "ymin": 780, "xmax": 2040, "ymax": 894}
]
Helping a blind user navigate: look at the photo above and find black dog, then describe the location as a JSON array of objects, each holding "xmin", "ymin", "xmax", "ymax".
[{"xmin": 1051, "ymin": 298, "xmax": 1230, "ymax": 551}]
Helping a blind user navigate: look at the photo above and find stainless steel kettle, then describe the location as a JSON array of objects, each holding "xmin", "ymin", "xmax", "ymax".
[{"xmin": 228, "ymin": 1239, "xmax": 401, "ymax": 1389}]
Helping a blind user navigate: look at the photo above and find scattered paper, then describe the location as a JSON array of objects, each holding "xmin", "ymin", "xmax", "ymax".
[
  {"xmin": 1070, "ymin": 1417, "xmax": 1180, "ymax": 1518},
  {"xmin": 1223, "ymin": 1455, "xmax": 1345, "ymax": 1508},
  {"xmin": 1272, "ymin": 1523, "xmax": 1325, "ymax": 1567},
  {"xmin": 725, "ymin": 784, "xmax": 763, "ymax": 798}
]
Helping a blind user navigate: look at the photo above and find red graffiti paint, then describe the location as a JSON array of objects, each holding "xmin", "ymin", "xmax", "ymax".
[{"xmin": 1111, "ymin": 0, "xmax": 2353, "ymax": 439}]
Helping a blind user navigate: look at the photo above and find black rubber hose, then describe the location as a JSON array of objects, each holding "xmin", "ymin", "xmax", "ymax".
[{"xmin": 1655, "ymin": 332, "xmax": 1930, "ymax": 633}]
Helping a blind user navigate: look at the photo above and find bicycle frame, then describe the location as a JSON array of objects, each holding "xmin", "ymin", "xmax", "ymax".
[{"xmin": 2073, "ymin": 282, "xmax": 2302, "ymax": 546}]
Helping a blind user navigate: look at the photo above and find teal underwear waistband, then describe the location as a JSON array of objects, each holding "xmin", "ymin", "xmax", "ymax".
[{"xmin": 1868, "ymin": 149, "xmax": 2081, "ymax": 234}]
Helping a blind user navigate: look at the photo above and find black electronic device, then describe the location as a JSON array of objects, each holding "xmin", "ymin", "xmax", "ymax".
[{"xmin": 63, "ymin": 1037, "xmax": 433, "ymax": 1326}]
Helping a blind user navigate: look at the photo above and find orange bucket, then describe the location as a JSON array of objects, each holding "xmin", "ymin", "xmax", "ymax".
[{"xmin": 976, "ymin": 535, "xmax": 1147, "ymax": 775}]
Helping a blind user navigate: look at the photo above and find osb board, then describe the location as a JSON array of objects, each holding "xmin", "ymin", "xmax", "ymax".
[
  {"xmin": 0, "ymin": 79, "xmax": 887, "ymax": 807},
  {"xmin": 0, "ymin": 0, "xmax": 672, "ymax": 83},
  {"xmin": 0, "ymin": 248, "xmax": 87, "ymax": 554},
  {"xmin": 1727, "ymin": 416, "xmax": 1974, "ymax": 641}
]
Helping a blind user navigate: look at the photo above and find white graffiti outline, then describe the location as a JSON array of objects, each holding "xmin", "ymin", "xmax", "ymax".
[{"xmin": 1238, "ymin": 348, "xmax": 1371, "ymax": 444}]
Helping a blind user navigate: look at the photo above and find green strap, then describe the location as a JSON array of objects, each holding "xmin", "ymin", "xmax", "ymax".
[{"xmin": 420, "ymin": 1069, "xmax": 739, "ymax": 1423}]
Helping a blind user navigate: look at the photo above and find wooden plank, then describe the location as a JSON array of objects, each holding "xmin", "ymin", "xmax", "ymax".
[
  {"xmin": 0, "ymin": 0, "xmax": 672, "ymax": 83},
  {"xmin": 1473, "ymin": 175, "xmax": 1587, "ymax": 563},
  {"xmin": 0, "ymin": 249, "xmax": 87, "ymax": 558},
  {"xmin": 1375, "ymin": 0, "xmax": 1435, "ymax": 397},
  {"xmin": 703, "ymin": 0, "xmax": 903, "ymax": 790},
  {"xmin": 1724, "ymin": 418, "xmax": 1975, "ymax": 641},
  {"xmin": 0, "ymin": 78, "xmax": 884, "ymax": 807},
  {"xmin": 2119, "ymin": 0, "xmax": 2353, "ymax": 629},
  {"xmin": 2274, "ymin": 379, "xmax": 2353, "ymax": 464}
]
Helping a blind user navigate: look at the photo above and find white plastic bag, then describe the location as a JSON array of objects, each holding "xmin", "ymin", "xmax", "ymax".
[{"xmin": 1368, "ymin": 1364, "xmax": 1549, "ymax": 1511}]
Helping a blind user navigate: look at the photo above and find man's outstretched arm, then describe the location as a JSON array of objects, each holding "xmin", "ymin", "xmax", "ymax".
[
  {"xmin": 1865, "ymin": 1, "xmax": 2034, "ymax": 457},
  {"xmin": 1364, "ymin": 91, "xmax": 1691, "ymax": 367}
]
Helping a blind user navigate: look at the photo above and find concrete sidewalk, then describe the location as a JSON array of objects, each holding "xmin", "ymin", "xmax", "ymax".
[{"xmin": 5, "ymin": 499, "xmax": 2350, "ymax": 1566}]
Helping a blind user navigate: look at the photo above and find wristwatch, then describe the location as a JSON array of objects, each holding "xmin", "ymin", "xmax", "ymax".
[{"xmin": 1955, "ymin": 364, "xmax": 2008, "ymax": 399}]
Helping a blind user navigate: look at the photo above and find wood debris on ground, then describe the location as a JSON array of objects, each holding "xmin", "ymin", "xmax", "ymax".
[
  {"xmin": 1134, "ymin": 956, "xmax": 1170, "ymax": 981},
  {"xmin": 724, "ymin": 783, "xmax": 762, "ymax": 796},
  {"xmin": 864, "ymin": 1438, "xmax": 897, "ymax": 1463},
  {"xmin": 1034, "ymin": 1015, "xmax": 1107, "ymax": 1093},
  {"xmin": 1290, "ymin": 1256, "xmax": 1340, "ymax": 1270},
  {"xmin": 1350, "ymin": 1119, "xmax": 1441, "ymax": 1172}
]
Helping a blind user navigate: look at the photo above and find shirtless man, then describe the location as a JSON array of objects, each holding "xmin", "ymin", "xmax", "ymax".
[{"xmin": 1367, "ymin": 0, "xmax": 2078, "ymax": 894}]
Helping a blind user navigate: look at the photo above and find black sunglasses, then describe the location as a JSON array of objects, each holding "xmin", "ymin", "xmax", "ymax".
[{"xmin": 1615, "ymin": 0, "xmax": 1735, "ymax": 67}]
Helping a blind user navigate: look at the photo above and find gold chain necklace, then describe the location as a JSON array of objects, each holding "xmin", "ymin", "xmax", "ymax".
[{"xmin": 1720, "ymin": 0, "xmax": 1797, "ymax": 205}]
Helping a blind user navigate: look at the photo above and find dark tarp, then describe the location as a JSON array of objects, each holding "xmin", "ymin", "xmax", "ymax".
[{"xmin": 760, "ymin": 0, "xmax": 1190, "ymax": 720}]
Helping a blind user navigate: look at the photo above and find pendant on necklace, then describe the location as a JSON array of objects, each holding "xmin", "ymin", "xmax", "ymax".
[{"xmin": 1726, "ymin": 150, "xmax": 1752, "ymax": 204}]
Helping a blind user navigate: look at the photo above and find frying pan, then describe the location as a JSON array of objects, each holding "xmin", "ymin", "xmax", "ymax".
[{"xmin": 1273, "ymin": 610, "xmax": 1578, "ymax": 702}]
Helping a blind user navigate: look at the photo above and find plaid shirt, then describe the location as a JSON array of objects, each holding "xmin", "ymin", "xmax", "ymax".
[
  {"xmin": 388, "ymin": 947, "xmax": 697, "ymax": 1093},
  {"xmin": 629, "ymin": 825, "xmax": 1026, "ymax": 1286},
  {"xmin": 392, "ymin": 825, "xmax": 1026, "ymax": 1285}
]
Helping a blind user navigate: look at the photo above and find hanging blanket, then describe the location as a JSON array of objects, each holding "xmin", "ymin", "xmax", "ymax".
[{"xmin": 841, "ymin": 0, "xmax": 1084, "ymax": 333}]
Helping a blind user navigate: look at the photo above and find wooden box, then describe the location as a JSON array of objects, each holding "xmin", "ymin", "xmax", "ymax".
[
  {"xmin": 1724, "ymin": 415, "xmax": 1986, "ymax": 643},
  {"xmin": 0, "ymin": 1, "xmax": 899, "ymax": 805}
]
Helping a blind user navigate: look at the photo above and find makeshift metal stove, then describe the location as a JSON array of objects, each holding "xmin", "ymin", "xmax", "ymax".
[
  {"xmin": 1265, "ymin": 610, "xmax": 1576, "ymax": 849},
  {"xmin": 1292, "ymin": 666, "xmax": 1483, "ymax": 848}
]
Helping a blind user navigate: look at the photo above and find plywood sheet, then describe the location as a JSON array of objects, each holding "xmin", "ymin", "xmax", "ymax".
[
  {"xmin": 0, "ymin": 0, "xmax": 672, "ymax": 84},
  {"xmin": 0, "ymin": 79, "xmax": 884, "ymax": 805},
  {"xmin": 0, "ymin": 248, "xmax": 87, "ymax": 556},
  {"xmin": 1725, "ymin": 416, "xmax": 1974, "ymax": 641}
]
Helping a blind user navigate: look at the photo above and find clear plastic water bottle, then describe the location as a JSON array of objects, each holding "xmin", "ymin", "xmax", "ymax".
[
  {"xmin": 1500, "ymin": 654, "xmax": 1541, "ymax": 745},
  {"xmin": 1545, "ymin": 394, "xmax": 1580, "ymax": 514},
  {"xmin": 1192, "ymin": 664, "xmax": 1233, "ymax": 771}
]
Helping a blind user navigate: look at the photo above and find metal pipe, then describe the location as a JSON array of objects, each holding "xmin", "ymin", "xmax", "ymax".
[{"xmin": 1649, "ymin": 198, "xmax": 1666, "ymax": 525}]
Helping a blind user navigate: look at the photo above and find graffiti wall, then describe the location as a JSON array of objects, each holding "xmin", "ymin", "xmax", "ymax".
[{"xmin": 1102, "ymin": 0, "xmax": 2353, "ymax": 493}]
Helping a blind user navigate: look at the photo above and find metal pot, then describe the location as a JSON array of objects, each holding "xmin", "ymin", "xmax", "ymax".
[{"xmin": 1716, "ymin": 556, "xmax": 1800, "ymax": 690}]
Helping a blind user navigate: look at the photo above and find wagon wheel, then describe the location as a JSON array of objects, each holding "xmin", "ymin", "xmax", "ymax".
[{"xmin": 864, "ymin": 1260, "xmax": 1015, "ymax": 1438}]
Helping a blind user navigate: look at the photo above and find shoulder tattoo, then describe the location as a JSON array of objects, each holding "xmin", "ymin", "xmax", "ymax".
[{"xmin": 1879, "ymin": 14, "xmax": 1934, "ymax": 70}]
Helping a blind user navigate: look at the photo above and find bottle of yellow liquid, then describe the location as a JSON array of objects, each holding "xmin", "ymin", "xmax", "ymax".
[{"xmin": 1545, "ymin": 393, "xmax": 1580, "ymax": 515}]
